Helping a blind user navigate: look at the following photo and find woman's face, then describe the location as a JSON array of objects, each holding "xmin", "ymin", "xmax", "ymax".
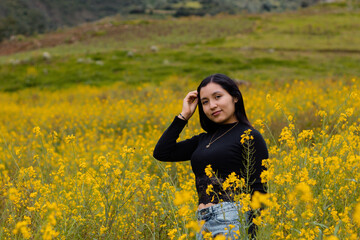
[{"xmin": 199, "ymin": 82, "xmax": 238, "ymax": 124}]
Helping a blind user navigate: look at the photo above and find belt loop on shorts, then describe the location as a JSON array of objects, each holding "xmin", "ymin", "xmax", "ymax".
[
  {"xmin": 197, "ymin": 205, "xmax": 215, "ymax": 221},
  {"xmin": 198, "ymin": 207, "xmax": 210, "ymax": 216}
]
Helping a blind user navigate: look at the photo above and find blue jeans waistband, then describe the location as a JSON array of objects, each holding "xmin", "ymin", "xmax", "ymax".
[{"xmin": 196, "ymin": 202, "xmax": 241, "ymax": 220}]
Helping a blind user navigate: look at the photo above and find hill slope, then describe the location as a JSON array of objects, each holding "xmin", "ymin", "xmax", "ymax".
[
  {"xmin": 0, "ymin": 2, "xmax": 359, "ymax": 91},
  {"xmin": 0, "ymin": 0, "xmax": 321, "ymax": 41}
]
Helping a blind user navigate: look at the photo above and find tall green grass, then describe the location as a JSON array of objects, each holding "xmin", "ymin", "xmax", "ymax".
[{"xmin": 0, "ymin": 4, "xmax": 359, "ymax": 91}]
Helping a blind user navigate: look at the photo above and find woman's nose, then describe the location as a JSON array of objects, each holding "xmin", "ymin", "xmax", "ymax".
[{"xmin": 209, "ymin": 101, "xmax": 217, "ymax": 109}]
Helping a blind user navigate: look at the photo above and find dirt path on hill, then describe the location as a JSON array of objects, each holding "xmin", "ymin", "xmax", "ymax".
[{"xmin": 0, "ymin": 22, "xmax": 143, "ymax": 56}]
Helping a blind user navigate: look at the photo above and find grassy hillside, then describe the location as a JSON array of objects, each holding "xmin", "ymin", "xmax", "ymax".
[
  {"xmin": 0, "ymin": 0, "xmax": 321, "ymax": 41},
  {"xmin": 1, "ymin": 3, "xmax": 359, "ymax": 92}
]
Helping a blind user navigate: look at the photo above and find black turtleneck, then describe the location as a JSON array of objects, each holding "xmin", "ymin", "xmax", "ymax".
[{"xmin": 153, "ymin": 116, "xmax": 268, "ymax": 204}]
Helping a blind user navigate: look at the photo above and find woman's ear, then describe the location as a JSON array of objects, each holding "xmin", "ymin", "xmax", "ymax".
[{"xmin": 234, "ymin": 97, "xmax": 238, "ymax": 103}]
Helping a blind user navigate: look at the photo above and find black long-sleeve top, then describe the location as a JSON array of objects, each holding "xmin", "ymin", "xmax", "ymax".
[{"xmin": 153, "ymin": 116, "xmax": 269, "ymax": 204}]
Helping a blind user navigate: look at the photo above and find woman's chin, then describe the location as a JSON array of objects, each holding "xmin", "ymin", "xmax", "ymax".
[{"xmin": 211, "ymin": 118, "xmax": 225, "ymax": 124}]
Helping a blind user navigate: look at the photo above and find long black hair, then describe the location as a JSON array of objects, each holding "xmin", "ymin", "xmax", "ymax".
[{"xmin": 197, "ymin": 73, "xmax": 252, "ymax": 132}]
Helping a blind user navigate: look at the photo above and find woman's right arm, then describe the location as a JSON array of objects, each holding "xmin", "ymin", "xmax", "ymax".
[
  {"xmin": 153, "ymin": 90, "xmax": 199, "ymax": 162},
  {"xmin": 153, "ymin": 116, "xmax": 200, "ymax": 162}
]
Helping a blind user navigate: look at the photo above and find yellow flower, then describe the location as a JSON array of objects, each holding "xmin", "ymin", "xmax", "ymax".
[
  {"xmin": 174, "ymin": 190, "xmax": 192, "ymax": 206},
  {"xmin": 206, "ymin": 184, "xmax": 214, "ymax": 195},
  {"xmin": 222, "ymin": 172, "xmax": 243, "ymax": 191},
  {"xmin": 8, "ymin": 187, "xmax": 20, "ymax": 204},
  {"xmin": 100, "ymin": 225, "xmax": 107, "ymax": 235},
  {"xmin": 186, "ymin": 220, "xmax": 204, "ymax": 233},
  {"xmin": 266, "ymin": 93, "xmax": 272, "ymax": 102},
  {"xmin": 13, "ymin": 221, "xmax": 31, "ymax": 239},
  {"xmin": 353, "ymin": 202, "xmax": 360, "ymax": 227},
  {"xmin": 205, "ymin": 164, "xmax": 213, "ymax": 178},
  {"xmin": 301, "ymin": 209, "xmax": 314, "ymax": 220},
  {"xmin": 167, "ymin": 228, "xmax": 177, "ymax": 240},
  {"xmin": 178, "ymin": 205, "xmax": 191, "ymax": 217},
  {"xmin": 338, "ymin": 113, "xmax": 347, "ymax": 122},
  {"xmin": 253, "ymin": 119, "xmax": 264, "ymax": 127},
  {"xmin": 178, "ymin": 234, "xmax": 187, "ymax": 240},
  {"xmin": 252, "ymin": 215, "xmax": 262, "ymax": 226},
  {"xmin": 279, "ymin": 126, "xmax": 295, "ymax": 147},
  {"xmin": 202, "ymin": 232, "xmax": 212, "ymax": 239},
  {"xmin": 324, "ymin": 236, "xmax": 339, "ymax": 240},
  {"xmin": 350, "ymin": 91, "xmax": 359, "ymax": 100},
  {"xmin": 52, "ymin": 130, "xmax": 58, "ymax": 139},
  {"xmin": 240, "ymin": 129, "xmax": 253, "ymax": 144},
  {"xmin": 289, "ymin": 182, "xmax": 313, "ymax": 204},
  {"xmin": 317, "ymin": 110, "xmax": 327, "ymax": 118},
  {"xmin": 42, "ymin": 224, "xmax": 59, "ymax": 240},
  {"xmin": 250, "ymin": 191, "xmax": 270, "ymax": 209},
  {"xmin": 298, "ymin": 129, "xmax": 314, "ymax": 142},
  {"xmin": 65, "ymin": 134, "xmax": 76, "ymax": 143},
  {"xmin": 33, "ymin": 126, "xmax": 41, "ymax": 137},
  {"xmin": 274, "ymin": 103, "xmax": 281, "ymax": 110},
  {"xmin": 228, "ymin": 224, "xmax": 235, "ymax": 230},
  {"xmin": 345, "ymin": 108, "xmax": 354, "ymax": 117},
  {"xmin": 214, "ymin": 235, "xmax": 226, "ymax": 240}
]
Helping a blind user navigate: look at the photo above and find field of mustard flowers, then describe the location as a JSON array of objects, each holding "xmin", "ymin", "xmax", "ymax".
[
  {"xmin": 0, "ymin": 75, "xmax": 359, "ymax": 239},
  {"xmin": 1, "ymin": 2, "xmax": 360, "ymax": 239}
]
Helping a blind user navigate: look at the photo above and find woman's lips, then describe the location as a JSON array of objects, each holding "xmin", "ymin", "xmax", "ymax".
[{"xmin": 212, "ymin": 110, "xmax": 221, "ymax": 116}]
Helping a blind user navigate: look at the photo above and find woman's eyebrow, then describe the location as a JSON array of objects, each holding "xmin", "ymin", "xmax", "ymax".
[{"xmin": 201, "ymin": 91, "xmax": 222, "ymax": 100}]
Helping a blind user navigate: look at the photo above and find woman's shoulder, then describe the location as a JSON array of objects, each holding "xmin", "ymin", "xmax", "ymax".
[{"xmin": 186, "ymin": 131, "xmax": 207, "ymax": 141}]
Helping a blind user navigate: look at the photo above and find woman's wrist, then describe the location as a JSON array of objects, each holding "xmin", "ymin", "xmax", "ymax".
[{"xmin": 178, "ymin": 113, "xmax": 188, "ymax": 121}]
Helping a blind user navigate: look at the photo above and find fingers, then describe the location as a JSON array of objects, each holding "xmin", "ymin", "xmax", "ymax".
[
  {"xmin": 185, "ymin": 90, "xmax": 198, "ymax": 102},
  {"xmin": 180, "ymin": 91, "xmax": 198, "ymax": 120}
]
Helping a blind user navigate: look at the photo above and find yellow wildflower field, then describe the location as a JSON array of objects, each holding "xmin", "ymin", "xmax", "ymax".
[{"xmin": 0, "ymin": 76, "xmax": 359, "ymax": 239}]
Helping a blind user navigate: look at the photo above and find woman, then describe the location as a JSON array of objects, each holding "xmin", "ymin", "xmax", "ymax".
[{"xmin": 153, "ymin": 74, "xmax": 268, "ymax": 239}]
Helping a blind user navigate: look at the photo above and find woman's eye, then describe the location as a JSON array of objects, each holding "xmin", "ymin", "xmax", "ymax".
[
  {"xmin": 215, "ymin": 95, "xmax": 221, "ymax": 99},
  {"xmin": 202, "ymin": 101, "xmax": 208, "ymax": 105}
]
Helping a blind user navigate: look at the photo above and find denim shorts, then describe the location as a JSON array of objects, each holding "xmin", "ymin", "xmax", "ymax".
[{"xmin": 196, "ymin": 202, "xmax": 242, "ymax": 240}]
